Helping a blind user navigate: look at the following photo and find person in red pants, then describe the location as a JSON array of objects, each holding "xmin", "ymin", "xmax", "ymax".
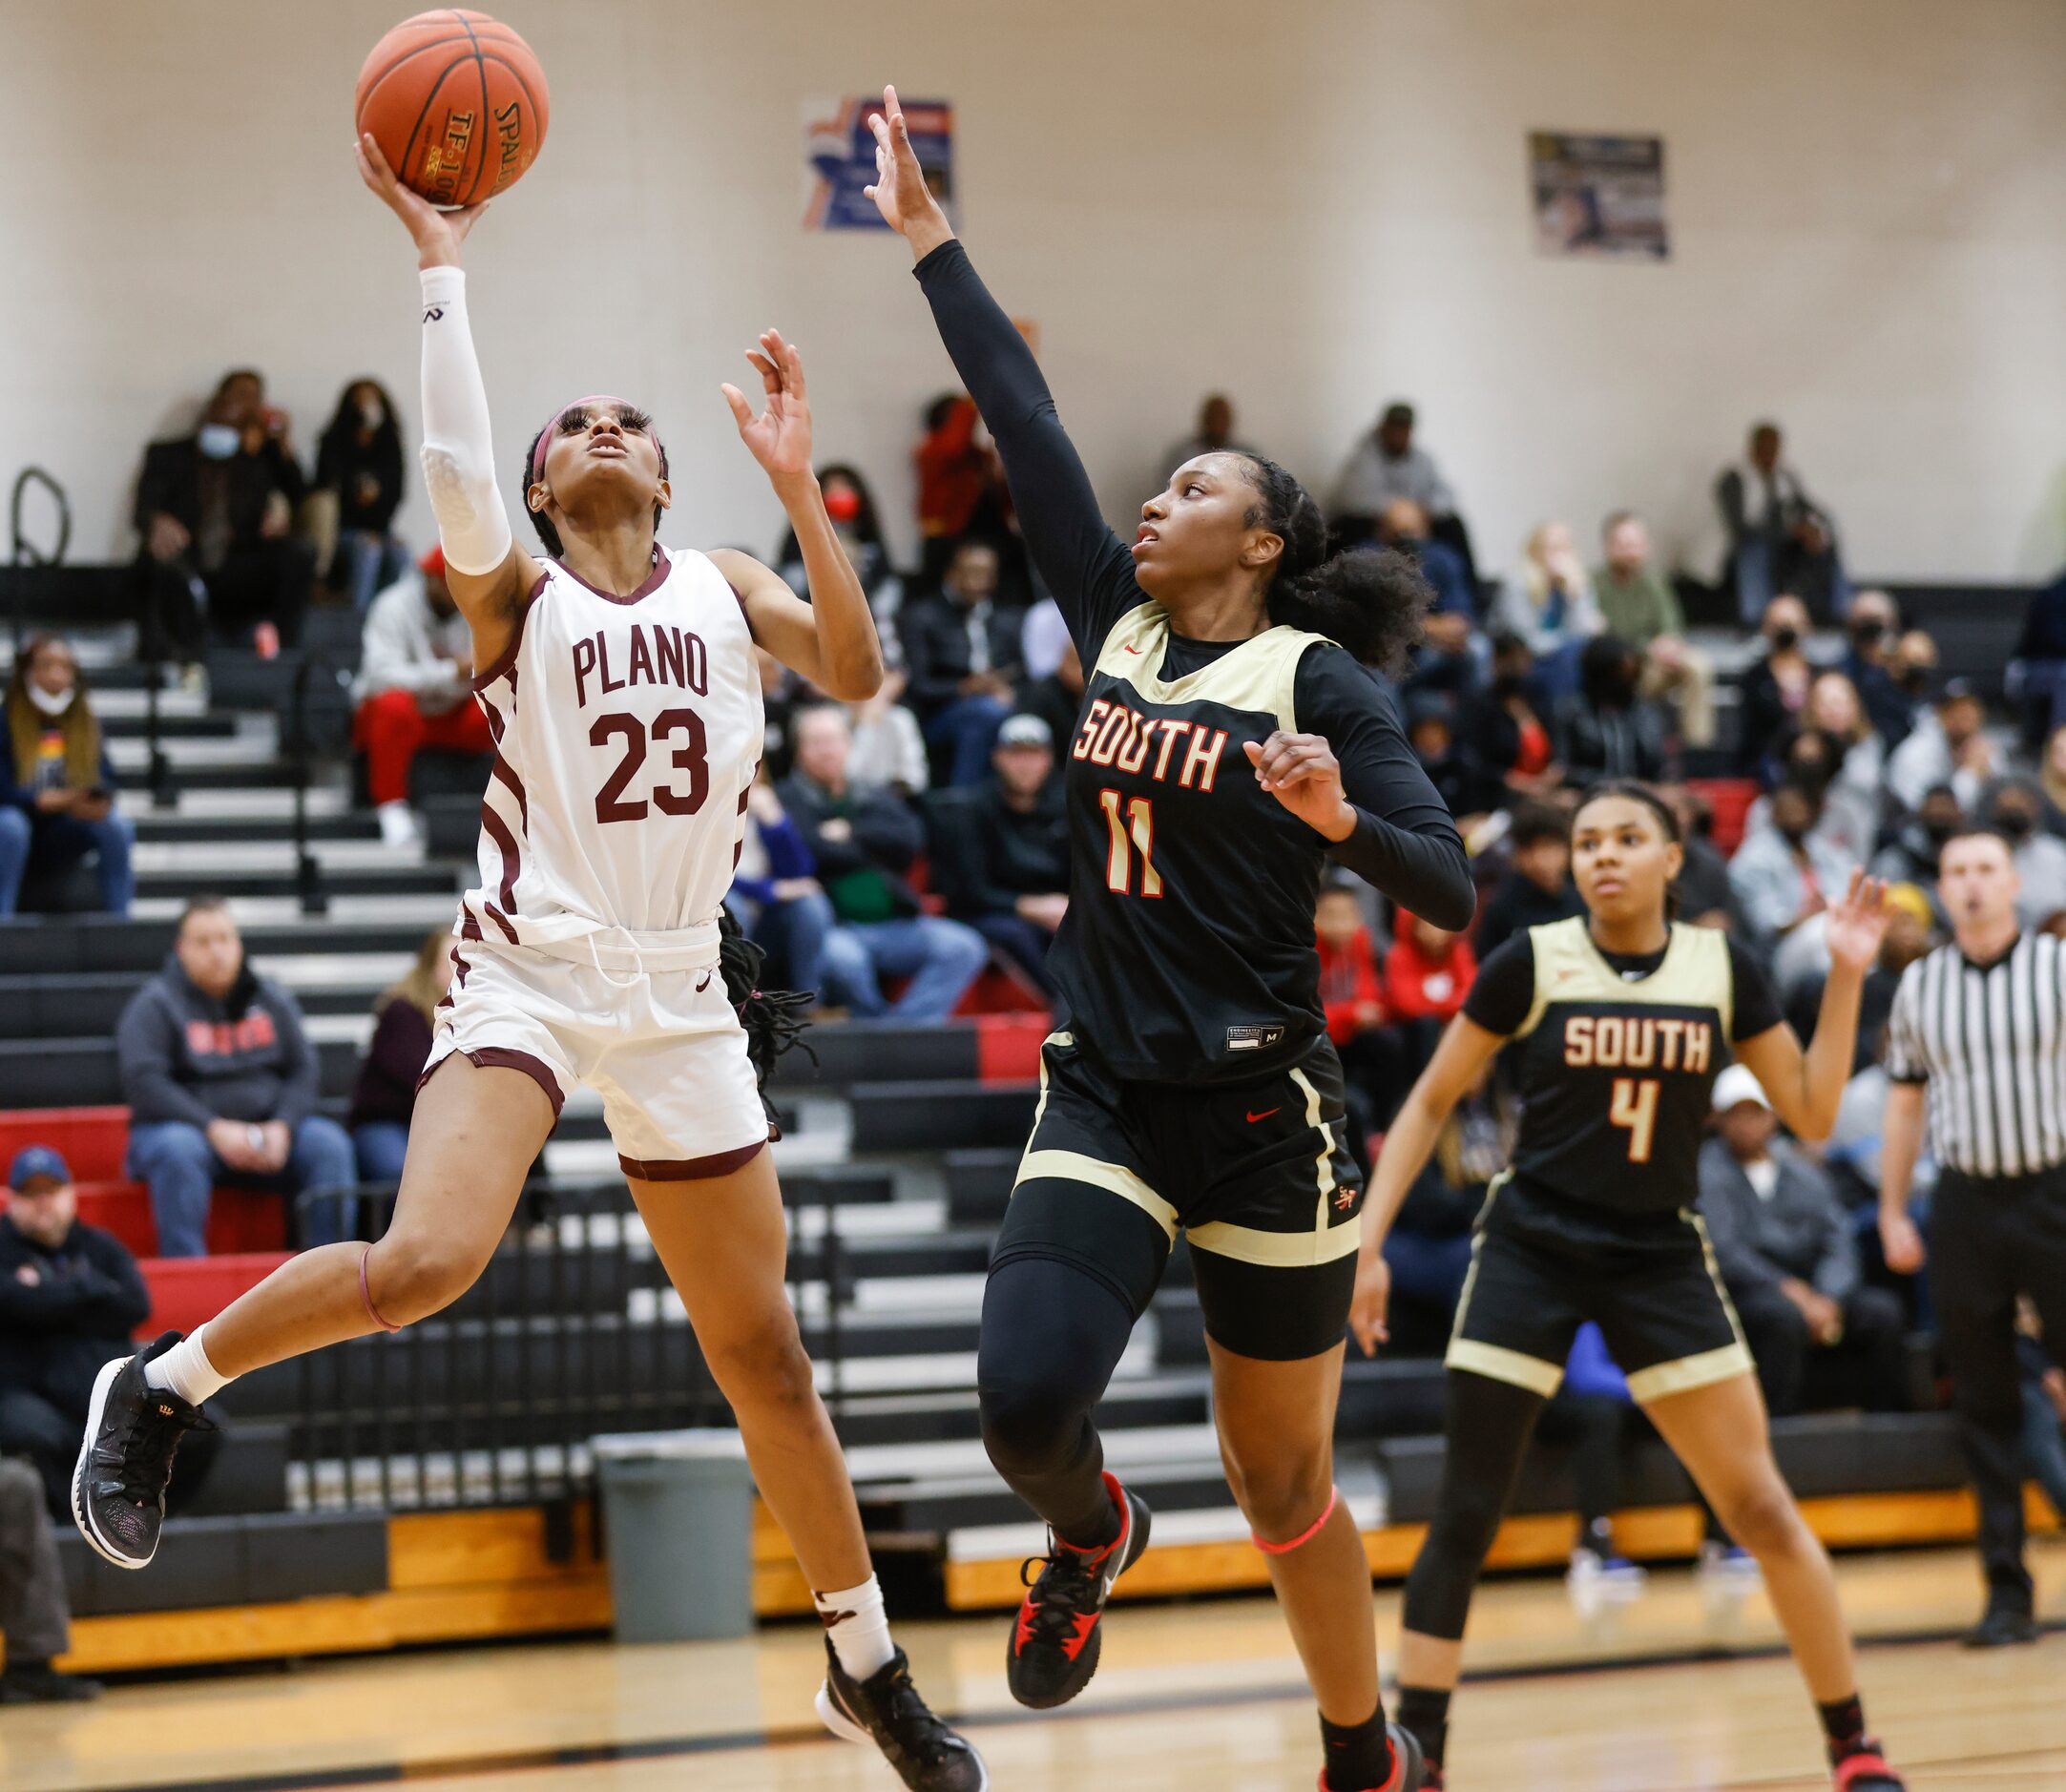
[{"xmin": 351, "ymin": 545, "xmax": 492, "ymax": 844}]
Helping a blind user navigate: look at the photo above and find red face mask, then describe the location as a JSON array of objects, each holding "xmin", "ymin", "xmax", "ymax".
[{"xmin": 824, "ymin": 487, "xmax": 863, "ymax": 525}]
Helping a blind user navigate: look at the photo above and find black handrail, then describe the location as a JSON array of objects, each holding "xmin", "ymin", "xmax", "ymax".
[
  {"xmin": 7, "ymin": 468, "xmax": 71, "ymax": 658},
  {"xmin": 287, "ymin": 651, "xmax": 331, "ymax": 917}
]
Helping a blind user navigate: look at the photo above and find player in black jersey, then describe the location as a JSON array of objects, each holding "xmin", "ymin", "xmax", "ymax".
[
  {"xmin": 1353, "ymin": 784, "xmax": 1907, "ymax": 1792},
  {"xmin": 869, "ymin": 89, "xmax": 1471, "ymax": 1792}
]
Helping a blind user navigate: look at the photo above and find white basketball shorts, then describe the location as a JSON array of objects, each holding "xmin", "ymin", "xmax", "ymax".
[{"xmin": 419, "ymin": 938, "xmax": 771, "ymax": 1180}]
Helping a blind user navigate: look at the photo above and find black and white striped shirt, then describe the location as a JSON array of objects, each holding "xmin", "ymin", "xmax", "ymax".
[{"xmin": 1886, "ymin": 932, "xmax": 2066, "ymax": 1177}]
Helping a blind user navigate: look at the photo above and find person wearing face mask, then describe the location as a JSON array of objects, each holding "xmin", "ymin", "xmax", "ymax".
[
  {"xmin": 1735, "ymin": 595, "xmax": 1816, "ymax": 778},
  {"xmin": 1729, "ymin": 774, "xmax": 1860, "ymax": 950},
  {"xmin": 132, "ymin": 367, "xmax": 314, "ymax": 662},
  {"xmin": 1886, "ymin": 678, "xmax": 1996, "ymax": 817},
  {"xmin": 1867, "ymin": 784, "xmax": 1957, "ymax": 923},
  {"xmin": 1837, "ymin": 591, "xmax": 1913, "ymax": 749},
  {"xmin": 317, "ymin": 378, "xmax": 408, "ymax": 612},
  {"xmin": 1459, "ymin": 633, "xmax": 1559, "ymax": 807},
  {"xmin": 1558, "ymin": 634, "xmax": 1672, "ymax": 789},
  {"xmin": 0, "ymin": 636, "xmax": 133, "ymax": 919},
  {"xmin": 1990, "ymin": 782, "xmax": 2066, "ymax": 930},
  {"xmin": 778, "ymin": 465, "xmax": 905, "ymax": 651}
]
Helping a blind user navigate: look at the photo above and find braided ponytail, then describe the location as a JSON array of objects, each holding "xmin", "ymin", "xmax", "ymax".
[
  {"xmin": 1238, "ymin": 454, "xmax": 1430, "ymax": 674},
  {"xmin": 717, "ymin": 906, "xmax": 817, "ymax": 1127}
]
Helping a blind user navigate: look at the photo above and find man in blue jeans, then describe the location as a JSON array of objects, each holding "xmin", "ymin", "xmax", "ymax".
[
  {"xmin": 779, "ymin": 704, "xmax": 987, "ymax": 1020},
  {"xmin": 115, "ymin": 898, "xmax": 355, "ymax": 1255}
]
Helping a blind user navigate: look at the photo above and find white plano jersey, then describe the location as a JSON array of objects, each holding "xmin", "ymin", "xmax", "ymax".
[{"xmin": 461, "ymin": 547, "xmax": 762, "ymax": 966}]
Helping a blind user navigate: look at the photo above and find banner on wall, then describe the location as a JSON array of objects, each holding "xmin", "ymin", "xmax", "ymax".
[
  {"xmin": 1528, "ymin": 132, "xmax": 1668, "ymax": 260},
  {"xmin": 804, "ymin": 96, "xmax": 954, "ymax": 231}
]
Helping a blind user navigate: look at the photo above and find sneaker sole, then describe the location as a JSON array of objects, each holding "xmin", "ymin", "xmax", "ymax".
[
  {"xmin": 813, "ymin": 1684, "xmax": 991, "ymax": 1790},
  {"xmin": 72, "ymin": 1355, "xmax": 152, "ymax": 1571}
]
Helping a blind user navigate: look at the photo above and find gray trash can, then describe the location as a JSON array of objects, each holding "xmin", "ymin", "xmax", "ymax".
[{"xmin": 592, "ymin": 1429, "xmax": 755, "ymax": 1643}]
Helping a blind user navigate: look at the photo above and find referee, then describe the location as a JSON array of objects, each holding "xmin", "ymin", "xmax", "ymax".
[{"xmin": 1880, "ymin": 823, "xmax": 2066, "ymax": 1647}]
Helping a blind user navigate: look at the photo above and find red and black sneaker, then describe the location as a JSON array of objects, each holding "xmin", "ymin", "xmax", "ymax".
[
  {"xmin": 1318, "ymin": 1721, "xmax": 1426, "ymax": 1791},
  {"xmin": 1831, "ymin": 1741, "xmax": 1905, "ymax": 1791},
  {"xmin": 1006, "ymin": 1471, "xmax": 1151, "ymax": 1709}
]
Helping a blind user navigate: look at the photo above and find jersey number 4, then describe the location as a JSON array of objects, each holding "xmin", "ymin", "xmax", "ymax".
[
  {"xmin": 1098, "ymin": 789, "xmax": 1162, "ymax": 897},
  {"xmin": 591, "ymin": 710, "xmax": 708, "ymax": 823},
  {"xmin": 1609, "ymin": 1076, "xmax": 1659, "ymax": 1164}
]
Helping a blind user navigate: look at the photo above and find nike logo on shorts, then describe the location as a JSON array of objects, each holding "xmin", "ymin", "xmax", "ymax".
[{"xmin": 1246, "ymin": 1107, "xmax": 1281, "ymax": 1123}]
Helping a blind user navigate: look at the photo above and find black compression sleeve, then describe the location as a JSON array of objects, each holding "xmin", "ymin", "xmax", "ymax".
[
  {"xmin": 1300, "ymin": 649, "xmax": 1475, "ymax": 929},
  {"xmin": 1461, "ymin": 934, "xmax": 1536, "ymax": 1035},
  {"xmin": 912, "ymin": 240, "xmax": 1141, "ymax": 658},
  {"xmin": 1727, "ymin": 937, "xmax": 1786, "ymax": 1044}
]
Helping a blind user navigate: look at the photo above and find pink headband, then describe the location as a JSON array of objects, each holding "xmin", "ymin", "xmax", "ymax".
[{"xmin": 531, "ymin": 395, "xmax": 664, "ymax": 483}]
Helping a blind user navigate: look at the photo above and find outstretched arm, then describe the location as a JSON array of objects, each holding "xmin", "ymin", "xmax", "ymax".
[
  {"xmin": 866, "ymin": 86, "xmax": 1138, "ymax": 656},
  {"xmin": 353, "ymin": 133, "xmax": 540, "ymax": 674},
  {"xmin": 714, "ymin": 329, "xmax": 884, "ymax": 701}
]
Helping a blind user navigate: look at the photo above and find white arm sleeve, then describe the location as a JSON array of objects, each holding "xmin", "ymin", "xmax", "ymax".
[{"xmin": 417, "ymin": 266, "xmax": 513, "ymax": 576}]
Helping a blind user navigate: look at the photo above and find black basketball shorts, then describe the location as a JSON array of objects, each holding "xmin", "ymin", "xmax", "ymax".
[
  {"xmin": 991, "ymin": 1030, "xmax": 1365, "ymax": 1361},
  {"xmin": 1447, "ymin": 1175, "xmax": 1754, "ymax": 1403}
]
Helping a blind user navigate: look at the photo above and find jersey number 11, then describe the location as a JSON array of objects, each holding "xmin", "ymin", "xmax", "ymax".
[{"xmin": 1098, "ymin": 789, "xmax": 1162, "ymax": 898}]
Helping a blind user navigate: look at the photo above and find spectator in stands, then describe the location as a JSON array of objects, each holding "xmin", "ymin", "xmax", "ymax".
[
  {"xmin": 1405, "ymin": 696, "xmax": 1475, "ymax": 823},
  {"xmin": 1492, "ymin": 521, "xmax": 1602, "ymax": 699},
  {"xmin": 1021, "ymin": 594, "xmax": 1071, "ymax": 684},
  {"xmin": 1667, "ymin": 785, "xmax": 1742, "ymax": 931},
  {"xmin": 314, "ymin": 378, "xmax": 407, "ymax": 612},
  {"xmin": 900, "ymin": 539, "xmax": 1025, "ymax": 785},
  {"xmin": 1729, "ymin": 775, "xmax": 1857, "ymax": 948},
  {"xmin": 1870, "ymin": 782, "xmax": 1962, "ymax": 909},
  {"xmin": 731, "ymin": 771, "xmax": 829, "ymax": 996},
  {"xmin": 1784, "ymin": 882, "xmax": 1936, "ymax": 1077},
  {"xmin": 915, "ymin": 393, "xmax": 1011, "ymax": 584},
  {"xmin": 1699, "ymin": 1067, "xmax": 1909, "ymax": 1416},
  {"xmin": 1161, "ymin": 392, "xmax": 1253, "ymax": 474},
  {"xmin": 1593, "ymin": 511, "xmax": 1715, "ymax": 747},
  {"xmin": 345, "ymin": 930, "xmax": 452, "ymax": 1184},
  {"xmin": 116, "ymin": 898, "xmax": 356, "ymax": 1257},
  {"xmin": 0, "ymin": 1146, "xmax": 152, "ymax": 1515},
  {"xmin": 1886, "ymin": 678, "xmax": 1997, "ymax": 816},
  {"xmin": 134, "ymin": 367, "xmax": 315, "ymax": 659},
  {"xmin": 1459, "ymin": 634, "xmax": 1559, "ymax": 807},
  {"xmin": 756, "ymin": 647, "xmax": 802, "ymax": 778},
  {"xmin": 1736, "ymin": 594, "xmax": 1816, "ymax": 779},
  {"xmin": 1380, "ymin": 499, "xmax": 1480, "ymax": 698},
  {"xmin": 2041, "ymin": 727, "xmax": 2066, "ymax": 839},
  {"xmin": 933, "ymin": 714, "xmax": 1070, "ymax": 993},
  {"xmin": 1715, "ymin": 421, "xmax": 1848, "ymax": 625},
  {"xmin": 1889, "ymin": 629, "xmax": 1940, "ymax": 712},
  {"xmin": 0, "ymin": 1456, "xmax": 98, "ymax": 1701},
  {"xmin": 1990, "ymin": 781, "xmax": 2066, "ymax": 929},
  {"xmin": 1475, "ymin": 803, "xmax": 1583, "ymax": 959},
  {"xmin": 0, "ymin": 636, "xmax": 134, "ymax": 919},
  {"xmin": 351, "ymin": 546, "xmax": 490, "ymax": 848},
  {"xmin": 779, "ymin": 705, "xmax": 987, "ymax": 1019},
  {"xmin": 1316, "ymin": 881, "xmax": 1388, "ymax": 1138},
  {"xmin": 2014, "ymin": 1301, "xmax": 2066, "ymax": 1526},
  {"xmin": 1559, "ymin": 635, "xmax": 1671, "ymax": 788},
  {"xmin": 779, "ymin": 465, "xmax": 905, "ymax": 650},
  {"xmin": 1803, "ymin": 672, "xmax": 1885, "ymax": 845},
  {"xmin": 1380, "ymin": 1067, "xmax": 1501, "ymax": 1352},
  {"xmin": 1331, "ymin": 403, "xmax": 1472, "ymax": 577},
  {"xmin": 2008, "ymin": 569, "xmax": 2066, "ymax": 756},
  {"xmin": 1840, "ymin": 590, "xmax": 1914, "ymax": 748},
  {"xmin": 1018, "ymin": 636, "xmax": 1086, "ymax": 760},
  {"xmin": 1382, "ymin": 909, "xmax": 1477, "ymax": 1101}
]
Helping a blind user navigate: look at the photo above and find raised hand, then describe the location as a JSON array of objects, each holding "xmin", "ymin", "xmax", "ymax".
[
  {"xmin": 1823, "ymin": 869, "xmax": 1891, "ymax": 976},
  {"xmin": 1243, "ymin": 731, "xmax": 1356, "ymax": 841},
  {"xmin": 863, "ymin": 85, "xmax": 953, "ymax": 258},
  {"xmin": 353, "ymin": 132, "xmax": 488, "ymax": 270},
  {"xmin": 721, "ymin": 329, "xmax": 814, "ymax": 484}
]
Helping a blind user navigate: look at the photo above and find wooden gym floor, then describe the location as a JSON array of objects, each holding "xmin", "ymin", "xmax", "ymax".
[{"xmin": 9, "ymin": 1543, "xmax": 2064, "ymax": 1792}]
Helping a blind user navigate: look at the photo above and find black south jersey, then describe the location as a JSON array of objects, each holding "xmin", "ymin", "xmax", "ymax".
[
  {"xmin": 1463, "ymin": 917, "xmax": 1785, "ymax": 1217},
  {"xmin": 913, "ymin": 240, "xmax": 1473, "ymax": 1083}
]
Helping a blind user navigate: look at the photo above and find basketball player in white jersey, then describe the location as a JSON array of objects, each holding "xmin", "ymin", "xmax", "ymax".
[{"xmin": 72, "ymin": 136, "xmax": 987, "ymax": 1792}]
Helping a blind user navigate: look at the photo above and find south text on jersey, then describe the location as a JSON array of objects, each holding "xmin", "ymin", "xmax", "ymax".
[
  {"xmin": 1562, "ymin": 1013, "xmax": 1713, "ymax": 1073},
  {"xmin": 1071, "ymin": 698, "xmax": 1228, "ymax": 792}
]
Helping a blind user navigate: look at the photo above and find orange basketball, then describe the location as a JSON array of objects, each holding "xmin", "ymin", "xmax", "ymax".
[{"xmin": 355, "ymin": 10, "xmax": 550, "ymax": 206}]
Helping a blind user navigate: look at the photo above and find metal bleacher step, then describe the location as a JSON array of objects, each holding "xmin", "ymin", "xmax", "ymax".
[{"xmin": 831, "ymin": 1367, "xmax": 1216, "ymax": 1450}]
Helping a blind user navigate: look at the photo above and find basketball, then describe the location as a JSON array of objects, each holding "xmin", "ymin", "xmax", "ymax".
[{"xmin": 354, "ymin": 10, "xmax": 549, "ymax": 206}]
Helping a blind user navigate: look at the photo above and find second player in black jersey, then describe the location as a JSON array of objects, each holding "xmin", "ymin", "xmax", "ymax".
[
  {"xmin": 1354, "ymin": 784, "xmax": 1907, "ymax": 1792},
  {"xmin": 871, "ymin": 86, "xmax": 1471, "ymax": 1792}
]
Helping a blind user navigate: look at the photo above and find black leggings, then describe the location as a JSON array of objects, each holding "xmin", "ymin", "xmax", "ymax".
[
  {"xmin": 977, "ymin": 1254, "xmax": 1140, "ymax": 1544},
  {"xmin": 1402, "ymin": 1370, "xmax": 1548, "ymax": 1641}
]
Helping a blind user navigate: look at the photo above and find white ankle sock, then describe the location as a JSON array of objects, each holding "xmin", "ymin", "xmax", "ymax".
[
  {"xmin": 815, "ymin": 1574, "xmax": 894, "ymax": 1680},
  {"xmin": 144, "ymin": 1326, "xmax": 230, "ymax": 1405}
]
